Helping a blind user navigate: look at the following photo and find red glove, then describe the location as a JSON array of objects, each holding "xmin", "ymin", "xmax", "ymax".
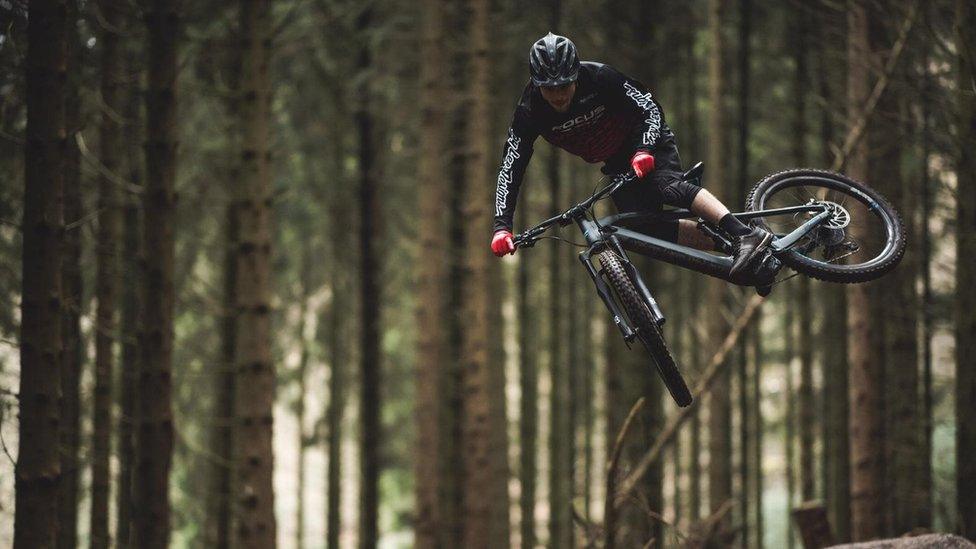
[
  {"xmin": 630, "ymin": 151, "xmax": 656, "ymax": 178},
  {"xmin": 491, "ymin": 230, "xmax": 516, "ymax": 257}
]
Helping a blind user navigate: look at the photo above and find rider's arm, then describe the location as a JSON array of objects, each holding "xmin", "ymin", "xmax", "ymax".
[
  {"xmin": 598, "ymin": 64, "xmax": 665, "ymax": 155},
  {"xmin": 493, "ymin": 106, "xmax": 538, "ymax": 233}
]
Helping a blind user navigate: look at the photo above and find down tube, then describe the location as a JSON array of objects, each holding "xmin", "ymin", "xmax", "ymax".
[{"xmin": 612, "ymin": 227, "xmax": 737, "ymax": 283}]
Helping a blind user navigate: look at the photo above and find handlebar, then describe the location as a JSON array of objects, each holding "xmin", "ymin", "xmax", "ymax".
[{"xmin": 512, "ymin": 171, "xmax": 636, "ymax": 248}]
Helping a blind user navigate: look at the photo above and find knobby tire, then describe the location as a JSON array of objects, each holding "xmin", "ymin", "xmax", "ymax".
[{"xmin": 598, "ymin": 250, "xmax": 693, "ymax": 407}]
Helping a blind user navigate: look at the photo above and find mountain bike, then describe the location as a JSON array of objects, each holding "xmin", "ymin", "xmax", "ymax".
[{"xmin": 512, "ymin": 163, "xmax": 906, "ymax": 407}]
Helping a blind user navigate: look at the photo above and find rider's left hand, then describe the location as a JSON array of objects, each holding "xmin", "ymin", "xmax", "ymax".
[{"xmin": 630, "ymin": 151, "xmax": 655, "ymax": 179}]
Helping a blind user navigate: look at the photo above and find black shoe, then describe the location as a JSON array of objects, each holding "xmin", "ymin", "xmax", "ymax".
[{"xmin": 730, "ymin": 227, "xmax": 774, "ymax": 276}]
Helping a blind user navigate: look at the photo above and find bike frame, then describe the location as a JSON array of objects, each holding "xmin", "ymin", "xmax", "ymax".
[{"xmin": 514, "ymin": 172, "xmax": 833, "ymax": 343}]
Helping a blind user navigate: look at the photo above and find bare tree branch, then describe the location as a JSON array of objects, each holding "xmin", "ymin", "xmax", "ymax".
[
  {"xmin": 605, "ymin": 397, "xmax": 646, "ymax": 549},
  {"xmin": 614, "ymin": 296, "xmax": 764, "ymax": 508},
  {"xmin": 834, "ymin": 0, "xmax": 920, "ymax": 172}
]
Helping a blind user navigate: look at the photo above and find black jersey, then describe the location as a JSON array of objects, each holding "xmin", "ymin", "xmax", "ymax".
[{"xmin": 493, "ymin": 62, "xmax": 676, "ymax": 232}]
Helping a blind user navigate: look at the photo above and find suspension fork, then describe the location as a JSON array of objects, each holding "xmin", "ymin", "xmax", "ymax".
[
  {"xmin": 606, "ymin": 234, "xmax": 667, "ymax": 327},
  {"xmin": 579, "ymin": 245, "xmax": 636, "ymax": 342}
]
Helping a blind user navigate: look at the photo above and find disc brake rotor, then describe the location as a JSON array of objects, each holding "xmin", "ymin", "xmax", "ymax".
[{"xmin": 818, "ymin": 200, "xmax": 851, "ymax": 229}]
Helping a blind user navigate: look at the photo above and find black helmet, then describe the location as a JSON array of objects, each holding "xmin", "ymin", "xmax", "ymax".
[{"xmin": 528, "ymin": 32, "xmax": 580, "ymax": 87}]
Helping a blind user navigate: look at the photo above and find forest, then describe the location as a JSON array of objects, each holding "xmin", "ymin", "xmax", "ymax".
[{"xmin": 1, "ymin": 0, "xmax": 975, "ymax": 548}]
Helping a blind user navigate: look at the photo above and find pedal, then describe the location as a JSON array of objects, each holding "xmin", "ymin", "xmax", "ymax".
[{"xmin": 752, "ymin": 253, "xmax": 782, "ymax": 285}]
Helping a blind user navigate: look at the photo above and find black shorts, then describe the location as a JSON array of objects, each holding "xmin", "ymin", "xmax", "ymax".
[{"xmin": 603, "ymin": 145, "xmax": 702, "ymax": 242}]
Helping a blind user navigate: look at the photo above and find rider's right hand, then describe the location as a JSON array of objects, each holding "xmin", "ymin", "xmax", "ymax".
[
  {"xmin": 491, "ymin": 230, "xmax": 516, "ymax": 257},
  {"xmin": 630, "ymin": 151, "xmax": 656, "ymax": 179}
]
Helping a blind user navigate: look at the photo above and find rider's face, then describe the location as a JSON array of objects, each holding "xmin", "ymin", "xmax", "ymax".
[{"xmin": 540, "ymin": 81, "xmax": 577, "ymax": 112}]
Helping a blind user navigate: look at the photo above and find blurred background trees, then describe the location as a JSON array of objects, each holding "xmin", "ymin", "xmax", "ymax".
[{"xmin": 1, "ymin": 0, "xmax": 973, "ymax": 547}]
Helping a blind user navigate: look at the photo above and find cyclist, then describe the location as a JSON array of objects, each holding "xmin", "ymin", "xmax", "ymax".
[{"xmin": 490, "ymin": 32, "xmax": 772, "ymax": 276}]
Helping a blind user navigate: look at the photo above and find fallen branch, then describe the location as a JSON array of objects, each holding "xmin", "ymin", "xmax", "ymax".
[{"xmin": 682, "ymin": 499, "xmax": 735, "ymax": 549}]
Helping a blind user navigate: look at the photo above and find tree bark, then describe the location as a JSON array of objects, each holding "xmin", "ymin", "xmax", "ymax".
[
  {"xmin": 817, "ymin": 6, "xmax": 851, "ymax": 541},
  {"xmin": 737, "ymin": 1, "xmax": 753, "ymax": 544},
  {"xmin": 294, "ymin": 269, "xmax": 311, "ymax": 549},
  {"xmin": 955, "ymin": 0, "xmax": 976, "ymax": 539},
  {"xmin": 706, "ymin": 0, "xmax": 732, "ymax": 536},
  {"xmin": 233, "ymin": 0, "xmax": 276, "ymax": 546},
  {"xmin": 325, "ymin": 181, "xmax": 348, "ymax": 549},
  {"xmin": 919, "ymin": 1, "xmax": 934, "ymax": 531},
  {"xmin": 752, "ymin": 314, "xmax": 764, "ymax": 549},
  {"xmin": 91, "ymin": 1, "xmax": 123, "ymax": 546},
  {"xmin": 116, "ymin": 22, "xmax": 144, "ymax": 547},
  {"xmin": 881, "ymin": 20, "xmax": 924, "ymax": 533},
  {"xmin": 549, "ymin": 147, "xmax": 572, "ymax": 549},
  {"xmin": 518, "ymin": 209, "xmax": 538, "ymax": 549},
  {"xmin": 209, "ymin": 204, "xmax": 237, "ymax": 549},
  {"xmin": 16, "ymin": 2, "xmax": 66, "ymax": 546},
  {"xmin": 356, "ymin": 7, "xmax": 381, "ymax": 548},
  {"xmin": 414, "ymin": 0, "xmax": 458, "ymax": 546},
  {"xmin": 846, "ymin": 2, "xmax": 886, "ymax": 540},
  {"xmin": 460, "ymin": 0, "xmax": 509, "ymax": 545},
  {"xmin": 132, "ymin": 2, "xmax": 178, "ymax": 548},
  {"xmin": 785, "ymin": 291, "xmax": 797, "ymax": 549},
  {"xmin": 791, "ymin": 15, "xmax": 816, "ymax": 504},
  {"xmin": 58, "ymin": 1, "xmax": 82, "ymax": 546}
]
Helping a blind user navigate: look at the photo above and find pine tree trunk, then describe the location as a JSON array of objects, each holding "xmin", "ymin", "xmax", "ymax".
[
  {"xmin": 846, "ymin": 2, "xmax": 885, "ymax": 539},
  {"xmin": 752, "ymin": 315, "xmax": 764, "ymax": 549},
  {"xmin": 785, "ymin": 293, "xmax": 797, "ymax": 549},
  {"xmin": 92, "ymin": 2, "xmax": 123, "ymax": 546},
  {"xmin": 788, "ymin": 11, "xmax": 817, "ymax": 507},
  {"xmin": 205, "ymin": 31, "xmax": 241, "ymax": 543},
  {"xmin": 737, "ymin": 1, "xmax": 752, "ymax": 543},
  {"xmin": 460, "ymin": 0, "xmax": 509, "ymax": 544},
  {"xmin": 132, "ymin": 2, "xmax": 178, "ymax": 547},
  {"xmin": 567, "ymin": 166, "xmax": 581, "ymax": 546},
  {"xmin": 58, "ymin": 1, "xmax": 82, "ymax": 546},
  {"xmin": 816, "ymin": 8, "xmax": 851, "ymax": 540},
  {"xmin": 16, "ymin": 2, "xmax": 66, "ymax": 546},
  {"xmin": 414, "ymin": 0, "xmax": 458, "ymax": 546},
  {"xmin": 294, "ymin": 269, "xmax": 311, "ymax": 549},
  {"xmin": 683, "ymin": 4, "xmax": 703, "ymax": 526},
  {"xmin": 919, "ymin": 2, "xmax": 934, "ymax": 530},
  {"xmin": 881, "ymin": 31, "xmax": 924, "ymax": 534},
  {"xmin": 233, "ymin": 0, "xmax": 276, "ymax": 546},
  {"xmin": 116, "ymin": 26, "xmax": 144, "ymax": 547},
  {"xmin": 706, "ymin": 0, "xmax": 732, "ymax": 534},
  {"xmin": 580, "ymin": 247, "xmax": 595, "ymax": 524},
  {"xmin": 955, "ymin": 0, "xmax": 976, "ymax": 539},
  {"xmin": 518, "ymin": 223, "xmax": 538, "ymax": 549},
  {"xmin": 325, "ymin": 183, "xmax": 348, "ymax": 549},
  {"xmin": 209, "ymin": 204, "xmax": 237, "ymax": 549},
  {"xmin": 356, "ymin": 7, "xmax": 381, "ymax": 548},
  {"xmin": 548, "ymin": 147, "xmax": 572, "ymax": 549}
]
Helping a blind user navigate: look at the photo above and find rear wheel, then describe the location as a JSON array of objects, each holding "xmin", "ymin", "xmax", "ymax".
[
  {"xmin": 598, "ymin": 250, "xmax": 693, "ymax": 407},
  {"xmin": 745, "ymin": 169, "xmax": 905, "ymax": 283}
]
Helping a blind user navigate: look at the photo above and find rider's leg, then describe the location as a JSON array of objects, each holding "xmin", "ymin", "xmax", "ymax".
[
  {"xmin": 660, "ymin": 176, "xmax": 773, "ymax": 274},
  {"xmin": 689, "ymin": 188, "xmax": 751, "ymax": 237},
  {"xmin": 676, "ymin": 219, "xmax": 718, "ymax": 250}
]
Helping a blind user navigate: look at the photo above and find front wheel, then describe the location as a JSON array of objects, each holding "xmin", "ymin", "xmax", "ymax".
[
  {"xmin": 745, "ymin": 169, "xmax": 906, "ymax": 283},
  {"xmin": 598, "ymin": 250, "xmax": 693, "ymax": 407}
]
